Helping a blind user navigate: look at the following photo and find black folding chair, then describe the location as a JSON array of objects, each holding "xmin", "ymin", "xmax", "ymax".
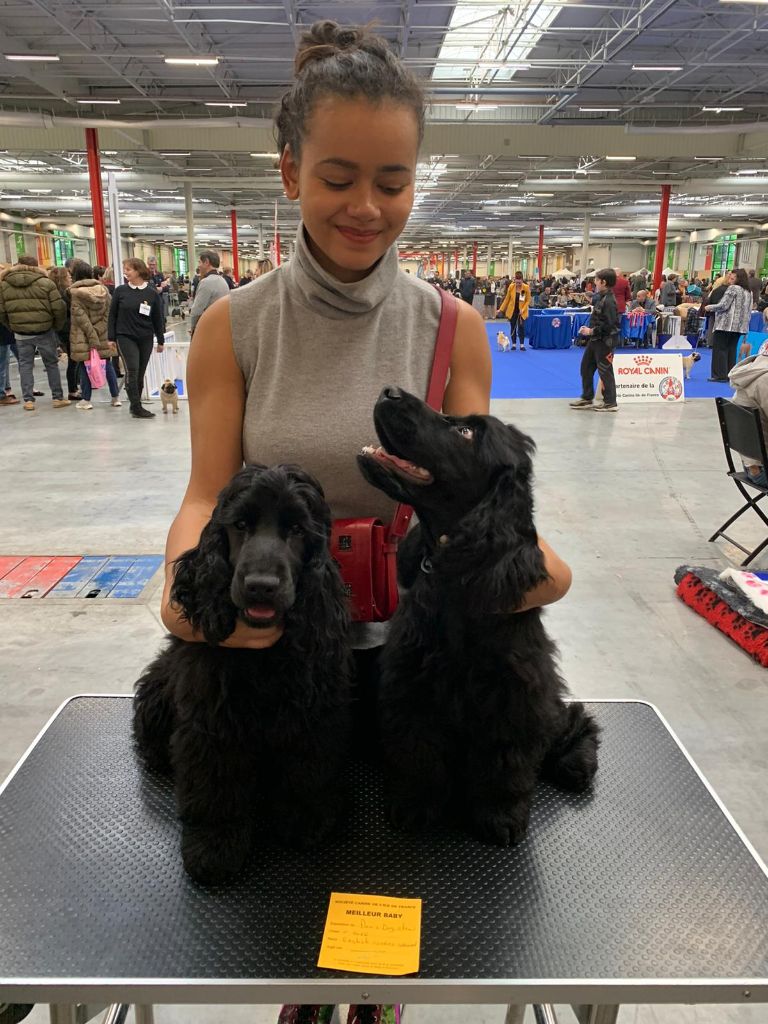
[{"xmin": 710, "ymin": 396, "xmax": 768, "ymax": 565}]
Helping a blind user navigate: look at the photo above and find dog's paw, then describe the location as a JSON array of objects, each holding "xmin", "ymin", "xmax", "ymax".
[
  {"xmin": 471, "ymin": 806, "xmax": 529, "ymax": 847},
  {"xmin": 181, "ymin": 823, "xmax": 250, "ymax": 885}
]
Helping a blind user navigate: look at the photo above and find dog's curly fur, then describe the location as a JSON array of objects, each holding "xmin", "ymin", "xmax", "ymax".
[
  {"xmin": 358, "ymin": 388, "xmax": 600, "ymax": 846},
  {"xmin": 133, "ymin": 464, "xmax": 353, "ymax": 884}
]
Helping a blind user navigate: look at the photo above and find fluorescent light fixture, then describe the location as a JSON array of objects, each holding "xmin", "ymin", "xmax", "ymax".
[
  {"xmin": 605, "ymin": 156, "xmax": 637, "ymax": 161},
  {"xmin": 702, "ymin": 106, "xmax": 743, "ymax": 112},
  {"xmin": 28, "ymin": 188, "xmax": 52, "ymax": 193},
  {"xmin": 683, "ymin": 213, "xmax": 702, "ymax": 218},
  {"xmin": 694, "ymin": 156, "xmax": 720, "ymax": 161},
  {"xmin": 250, "ymin": 152, "xmax": 279, "ymax": 158},
  {"xmin": 4, "ymin": 53, "xmax": 60, "ymax": 61},
  {"xmin": 455, "ymin": 103, "xmax": 499, "ymax": 110},
  {"xmin": 632, "ymin": 64, "xmax": 683, "ymax": 71},
  {"xmin": 205, "ymin": 101, "xmax": 247, "ymax": 107},
  {"xmin": 531, "ymin": 192, "xmax": 554, "ymax": 197},
  {"xmin": 77, "ymin": 98, "xmax": 121, "ymax": 104},
  {"xmin": 160, "ymin": 152, "xmax": 191, "ymax": 157},
  {"xmin": 165, "ymin": 56, "xmax": 219, "ymax": 66},
  {"xmin": 579, "ymin": 107, "xmax": 620, "ymax": 112},
  {"xmin": 731, "ymin": 168, "xmax": 761, "ymax": 174}
]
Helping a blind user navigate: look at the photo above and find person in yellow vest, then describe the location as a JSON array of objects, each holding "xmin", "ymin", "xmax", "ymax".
[{"xmin": 499, "ymin": 270, "xmax": 531, "ymax": 351}]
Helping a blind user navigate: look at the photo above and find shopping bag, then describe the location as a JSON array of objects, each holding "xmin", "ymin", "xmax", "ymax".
[{"xmin": 85, "ymin": 348, "xmax": 106, "ymax": 389}]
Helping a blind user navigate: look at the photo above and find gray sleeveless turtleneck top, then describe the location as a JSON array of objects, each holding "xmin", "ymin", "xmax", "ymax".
[
  {"xmin": 229, "ymin": 225, "xmax": 442, "ymax": 649},
  {"xmin": 229, "ymin": 224, "xmax": 442, "ymax": 523}
]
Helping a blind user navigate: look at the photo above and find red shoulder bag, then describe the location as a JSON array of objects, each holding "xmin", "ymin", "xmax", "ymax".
[{"xmin": 331, "ymin": 289, "xmax": 459, "ymax": 622}]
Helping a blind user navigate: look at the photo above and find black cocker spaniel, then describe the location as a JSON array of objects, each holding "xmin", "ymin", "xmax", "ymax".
[
  {"xmin": 359, "ymin": 387, "xmax": 599, "ymax": 846},
  {"xmin": 133, "ymin": 464, "xmax": 353, "ymax": 884}
]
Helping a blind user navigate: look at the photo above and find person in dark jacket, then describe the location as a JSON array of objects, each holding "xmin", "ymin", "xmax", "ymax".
[
  {"xmin": 107, "ymin": 257, "xmax": 165, "ymax": 419},
  {"xmin": 612, "ymin": 268, "xmax": 632, "ymax": 314},
  {"xmin": 570, "ymin": 267, "xmax": 620, "ymax": 412},
  {"xmin": 0, "ymin": 254, "xmax": 69, "ymax": 410},
  {"xmin": 49, "ymin": 265, "xmax": 80, "ymax": 400},
  {"xmin": 459, "ymin": 270, "xmax": 475, "ymax": 304}
]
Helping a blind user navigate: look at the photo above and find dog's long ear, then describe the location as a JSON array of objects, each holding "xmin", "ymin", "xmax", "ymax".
[
  {"xmin": 280, "ymin": 463, "xmax": 333, "ymax": 555},
  {"xmin": 439, "ymin": 434, "xmax": 548, "ymax": 611},
  {"xmin": 170, "ymin": 518, "xmax": 237, "ymax": 645}
]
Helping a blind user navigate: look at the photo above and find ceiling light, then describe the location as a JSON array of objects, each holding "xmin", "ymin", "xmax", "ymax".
[
  {"xmin": 605, "ymin": 156, "xmax": 637, "ymax": 161},
  {"xmin": 694, "ymin": 156, "xmax": 720, "ymax": 161},
  {"xmin": 579, "ymin": 107, "xmax": 620, "ymax": 112},
  {"xmin": 455, "ymin": 103, "xmax": 499, "ymax": 110},
  {"xmin": 205, "ymin": 101, "xmax": 247, "ymax": 107},
  {"xmin": 4, "ymin": 54, "xmax": 60, "ymax": 62},
  {"xmin": 532, "ymin": 193, "xmax": 554, "ymax": 197},
  {"xmin": 250, "ymin": 152, "xmax": 279, "ymax": 158},
  {"xmin": 77, "ymin": 98, "xmax": 121, "ymax": 105},
  {"xmin": 683, "ymin": 213, "xmax": 702, "ymax": 218},
  {"xmin": 160, "ymin": 152, "xmax": 191, "ymax": 157},
  {"xmin": 732, "ymin": 169, "xmax": 761, "ymax": 175},
  {"xmin": 28, "ymin": 188, "xmax": 52, "ymax": 193},
  {"xmin": 702, "ymin": 106, "xmax": 743, "ymax": 112},
  {"xmin": 165, "ymin": 56, "xmax": 219, "ymax": 66},
  {"xmin": 631, "ymin": 65, "xmax": 683, "ymax": 71}
]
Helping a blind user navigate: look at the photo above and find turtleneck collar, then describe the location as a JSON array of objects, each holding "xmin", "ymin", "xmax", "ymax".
[{"xmin": 285, "ymin": 223, "xmax": 399, "ymax": 320}]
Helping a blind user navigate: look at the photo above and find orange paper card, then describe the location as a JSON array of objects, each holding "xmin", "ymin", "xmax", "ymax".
[{"xmin": 317, "ymin": 892, "xmax": 422, "ymax": 976}]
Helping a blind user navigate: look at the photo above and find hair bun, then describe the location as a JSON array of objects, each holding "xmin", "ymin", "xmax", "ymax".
[{"xmin": 294, "ymin": 21, "xmax": 374, "ymax": 74}]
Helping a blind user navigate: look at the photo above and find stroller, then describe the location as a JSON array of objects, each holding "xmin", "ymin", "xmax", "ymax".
[{"xmin": 171, "ymin": 287, "xmax": 190, "ymax": 320}]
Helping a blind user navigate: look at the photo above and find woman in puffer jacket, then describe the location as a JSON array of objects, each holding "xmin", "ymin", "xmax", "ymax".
[
  {"xmin": 69, "ymin": 260, "xmax": 121, "ymax": 410},
  {"xmin": 705, "ymin": 267, "xmax": 754, "ymax": 382}
]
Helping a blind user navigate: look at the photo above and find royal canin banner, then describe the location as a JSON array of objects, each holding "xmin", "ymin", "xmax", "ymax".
[{"xmin": 613, "ymin": 352, "xmax": 685, "ymax": 404}]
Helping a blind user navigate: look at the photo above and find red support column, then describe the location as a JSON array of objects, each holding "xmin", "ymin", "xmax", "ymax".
[
  {"xmin": 230, "ymin": 209, "xmax": 239, "ymax": 283},
  {"xmin": 538, "ymin": 224, "xmax": 544, "ymax": 279},
  {"xmin": 652, "ymin": 184, "xmax": 672, "ymax": 295},
  {"xmin": 85, "ymin": 128, "xmax": 109, "ymax": 268},
  {"xmin": 472, "ymin": 240, "xmax": 477, "ymax": 276}
]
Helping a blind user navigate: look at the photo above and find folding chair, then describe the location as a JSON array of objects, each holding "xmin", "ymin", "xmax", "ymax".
[{"xmin": 709, "ymin": 396, "xmax": 768, "ymax": 565}]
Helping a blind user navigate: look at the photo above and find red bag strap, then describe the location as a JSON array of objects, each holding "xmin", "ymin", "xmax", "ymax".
[{"xmin": 389, "ymin": 288, "xmax": 459, "ymax": 540}]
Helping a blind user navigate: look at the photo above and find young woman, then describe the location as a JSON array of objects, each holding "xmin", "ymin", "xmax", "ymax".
[
  {"xmin": 705, "ymin": 267, "xmax": 754, "ymax": 382},
  {"xmin": 107, "ymin": 258, "xmax": 165, "ymax": 418},
  {"xmin": 159, "ymin": 20, "xmax": 572, "ymax": 1024},
  {"xmin": 68, "ymin": 260, "xmax": 121, "ymax": 410}
]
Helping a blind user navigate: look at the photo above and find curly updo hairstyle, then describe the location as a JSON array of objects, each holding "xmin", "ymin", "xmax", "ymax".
[{"xmin": 275, "ymin": 20, "xmax": 426, "ymax": 161}]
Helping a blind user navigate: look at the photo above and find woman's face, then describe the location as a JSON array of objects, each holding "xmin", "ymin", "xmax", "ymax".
[
  {"xmin": 727, "ymin": 271, "xmax": 737, "ymax": 286},
  {"xmin": 123, "ymin": 263, "xmax": 141, "ymax": 286},
  {"xmin": 280, "ymin": 97, "xmax": 419, "ymax": 283}
]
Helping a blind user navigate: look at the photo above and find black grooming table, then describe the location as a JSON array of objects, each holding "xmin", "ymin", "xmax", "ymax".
[{"xmin": 0, "ymin": 696, "xmax": 767, "ymax": 1009}]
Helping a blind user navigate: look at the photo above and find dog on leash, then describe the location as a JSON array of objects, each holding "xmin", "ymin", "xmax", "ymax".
[
  {"xmin": 496, "ymin": 330, "xmax": 511, "ymax": 353},
  {"xmin": 160, "ymin": 379, "xmax": 179, "ymax": 413},
  {"xmin": 681, "ymin": 352, "xmax": 701, "ymax": 379},
  {"xmin": 358, "ymin": 388, "xmax": 600, "ymax": 847}
]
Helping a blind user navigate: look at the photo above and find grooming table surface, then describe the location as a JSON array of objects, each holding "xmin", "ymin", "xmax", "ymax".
[{"xmin": 0, "ymin": 696, "xmax": 766, "ymax": 1007}]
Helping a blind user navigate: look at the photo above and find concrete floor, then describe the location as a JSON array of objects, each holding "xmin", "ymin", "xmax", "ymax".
[{"xmin": 1, "ymin": 340, "xmax": 767, "ymax": 1024}]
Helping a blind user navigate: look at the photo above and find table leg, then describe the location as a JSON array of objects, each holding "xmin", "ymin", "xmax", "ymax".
[
  {"xmin": 49, "ymin": 1008, "xmax": 77, "ymax": 1024},
  {"xmin": 572, "ymin": 1006, "xmax": 619, "ymax": 1024},
  {"xmin": 533, "ymin": 1006, "xmax": 559, "ymax": 1024},
  {"xmin": 504, "ymin": 1006, "xmax": 526, "ymax": 1024},
  {"xmin": 133, "ymin": 1007, "xmax": 155, "ymax": 1024}
]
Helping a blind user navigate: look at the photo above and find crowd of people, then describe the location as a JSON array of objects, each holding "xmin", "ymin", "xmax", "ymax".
[{"xmin": 0, "ymin": 251, "xmax": 276, "ymax": 416}]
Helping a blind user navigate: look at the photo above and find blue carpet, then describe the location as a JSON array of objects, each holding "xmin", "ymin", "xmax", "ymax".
[{"xmin": 486, "ymin": 324, "xmax": 735, "ymax": 400}]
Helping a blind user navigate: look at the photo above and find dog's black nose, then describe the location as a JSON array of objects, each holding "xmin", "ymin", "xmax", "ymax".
[
  {"xmin": 244, "ymin": 574, "xmax": 280, "ymax": 601},
  {"xmin": 382, "ymin": 386, "xmax": 403, "ymax": 401}
]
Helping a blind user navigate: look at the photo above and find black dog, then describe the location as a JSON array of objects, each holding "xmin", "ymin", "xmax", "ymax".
[
  {"xmin": 133, "ymin": 464, "xmax": 352, "ymax": 884},
  {"xmin": 358, "ymin": 388, "xmax": 599, "ymax": 846}
]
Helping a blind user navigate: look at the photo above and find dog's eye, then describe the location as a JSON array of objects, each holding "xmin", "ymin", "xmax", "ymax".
[
  {"xmin": 289, "ymin": 524, "xmax": 305, "ymax": 537},
  {"xmin": 454, "ymin": 425, "xmax": 474, "ymax": 440},
  {"xmin": 234, "ymin": 520, "xmax": 248, "ymax": 532}
]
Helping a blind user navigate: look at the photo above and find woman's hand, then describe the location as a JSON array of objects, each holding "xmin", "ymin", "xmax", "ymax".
[
  {"xmin": 156, "ymin": 343, "xmax": 165, "ymax": 353},
  {"xmin": 160, "ymin": 585, "xmax": 284, "ymax": 649}
]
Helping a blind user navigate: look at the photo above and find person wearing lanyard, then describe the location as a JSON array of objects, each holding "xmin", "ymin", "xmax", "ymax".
[{"xmin": 107, "ymin": 258, "xmax": 165, "ymax": 419}]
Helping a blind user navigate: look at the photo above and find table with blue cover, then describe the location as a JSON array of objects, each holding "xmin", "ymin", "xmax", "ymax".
[
  {"xmin": 750, "ymin": 311, "xmax": 765, "ymax": 333},
  {"xmin": 620, "ymin": 312, "xmax": 654, "ymax": 344},
  {"xmin": 528, "ymin": 309, "xmax": 591, "ymax": 349},
  {"xmin": 0, "ymin": 694, "xmax": 767, "ymax": 1024}
]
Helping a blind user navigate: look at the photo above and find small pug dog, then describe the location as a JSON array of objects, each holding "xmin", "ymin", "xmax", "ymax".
[{"xmin": 160, "ymin": 379, "xmax": 179, "ymax": 414}]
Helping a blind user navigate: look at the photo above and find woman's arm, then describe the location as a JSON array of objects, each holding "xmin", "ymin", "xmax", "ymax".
[
  {"xmin": 441, "ymin": 300, "xmax": 571, "ymax": 609},
  {"xmin": 707, "ymin": 285, "xmax": 735, "ymax": 314},
  {"xmin": 107, "ymin": 288, "xmax": 119, "ymax": 341},
  {"xmin": 151, "ymin": 291, "xmax": 165, "ymax": 347},
  {"xmin": 160, "ymin": 296, "xmax": 283, "ymax": 649}
]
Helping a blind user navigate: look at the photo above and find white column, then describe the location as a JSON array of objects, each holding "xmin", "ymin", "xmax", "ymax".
[
  {"xmin": 581, "ymin": 213, "xmax": 591, "ymax": 281},
  {"xmin": 258, "ymin": 221, "xmax": 264, "ymax": 258},
  {"xmin": 184, "ymin": 182, "xmax": 195, "ymax": 278},
  {"xmin": 508, "ymin": 235, "xmax": 514, "ymax": 275}
]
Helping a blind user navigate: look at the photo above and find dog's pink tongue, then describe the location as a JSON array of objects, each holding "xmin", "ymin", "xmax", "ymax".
[{"xmin": 247, "ymin": 605, "xmax": 275, "ymax": 620}]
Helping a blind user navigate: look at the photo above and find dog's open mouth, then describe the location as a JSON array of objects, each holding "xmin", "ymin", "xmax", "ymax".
[
  {"xmin": 241, "ymin": 604, "xmax": 280, "ymax": 628},
  {"xmin": 360, "ymin": 445, "xmax": 434, "ymax": 485}
]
